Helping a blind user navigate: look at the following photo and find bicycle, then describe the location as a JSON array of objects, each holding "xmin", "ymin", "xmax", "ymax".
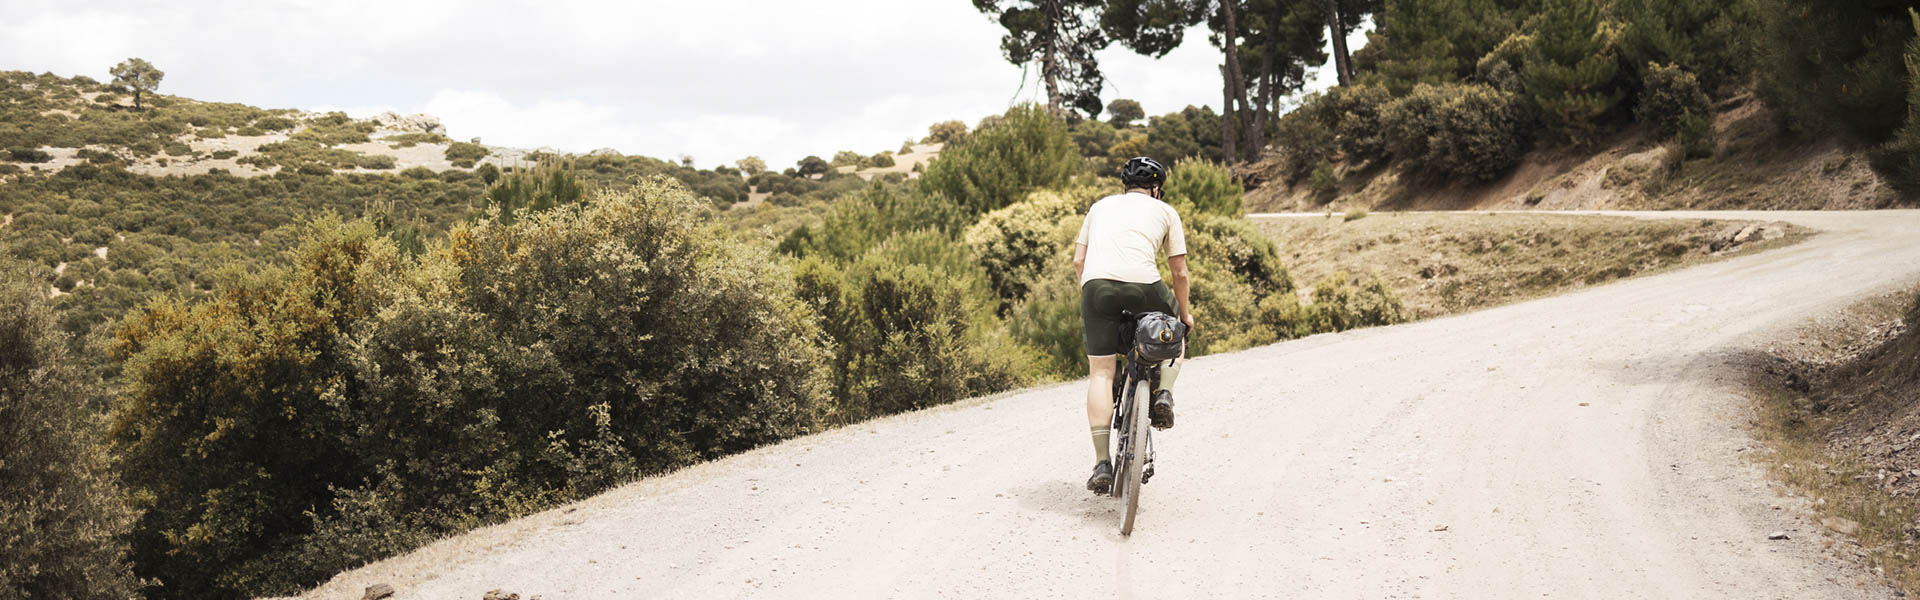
[{"xmin": 1108, "ymin": 311, "xmax": 1185, "ymax": 536}]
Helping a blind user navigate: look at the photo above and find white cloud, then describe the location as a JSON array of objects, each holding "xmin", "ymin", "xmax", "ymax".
[{"xmin": 2, "ymin": 1, "xmax": 1369, "ymax": 168}]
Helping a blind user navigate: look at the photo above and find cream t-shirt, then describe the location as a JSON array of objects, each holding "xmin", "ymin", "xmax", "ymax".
[{"xmin": 1075, "ymin": 191, "xmax": 1187, "ymax": 286}]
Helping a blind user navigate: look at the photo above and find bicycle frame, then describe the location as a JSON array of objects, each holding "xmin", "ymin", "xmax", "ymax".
[{"xmin": 1109, "ymin": 347, "xmax": 1160, "ymax": 494}]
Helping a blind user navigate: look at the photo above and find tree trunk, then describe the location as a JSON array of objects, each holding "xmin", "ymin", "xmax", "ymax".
[
  {"xmin": 1324, "ymin": 0, "xmax": 1353, "ymax": 86},
  {"xmin": 1220, "ymin": 0, "xmax": 1258, "ymax": 163},
  {"xmin": 1042, "ymin": 0, "xmax": 1063, "ymax": 114},
  {"xmin": 1255, "ymin": 0, "xmax": 1281, "ymax": 140},
  {"xmin": 1221, "ymin": 64, "xmax": 1237, "ymax": 163}
]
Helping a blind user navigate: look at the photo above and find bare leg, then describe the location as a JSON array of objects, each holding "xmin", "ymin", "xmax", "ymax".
[{"xmin": 1086, "ymin": 355, "xmax": 1117, "ymax": 428}]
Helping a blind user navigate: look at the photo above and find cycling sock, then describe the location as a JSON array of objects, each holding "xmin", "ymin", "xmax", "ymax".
[
  {"xmin": 1158, "ymin": 358, "xmax": 1182, "ymax": 394},
  {"xmin": 1090, "ymin": 426, "xmax": 1111, "ymax": 462}
]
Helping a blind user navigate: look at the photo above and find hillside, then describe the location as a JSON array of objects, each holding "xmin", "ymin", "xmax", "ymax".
[{"xmin": 1246, "ymin": 94, "xmax": 1907, "ymax": 213}]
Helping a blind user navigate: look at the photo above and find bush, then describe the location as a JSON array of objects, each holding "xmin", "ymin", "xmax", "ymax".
[
  {"xmin": 163, "ymin": 141, "xmax": 192, "ymax": 156},
  {"xmin": 251, "ymin": 116, "xmax": 295, "ymax": 131},
  {"xmin": 1162, "ymin": 158, "xmax": 1241, "ymax": 217},
  {"xmin": 918, "ymin": 103, "xmax": 1078, "ymax": 216},
  {"xmin": 778, "ymin": 183, "xmax": 960, "ymax": 260},
  {"xmin": 964, "ymin": 189, "xmax": 1082, "ymax": 310},
  {"xmin": 924, "ymin": 120, "xmax": 968, "ymax": 145},
  {"xmin": 1272, "ymin": 98, "xmax": 1335, "ymax": 184},
  {"xmin": 444, "ymin": 141, "xmax": 489, "ymax": 168},
  {"xmin": 1381, "ymin": 83, "xmax": 1532, "ymax": 181},
  {"xmin": 1309, "ymin": 162, "xmax": 1339, "ymax": 199},
  {"xmin": 795, "ymin": 232, "xmax": 1032, "ymax": 423},
  {"xmin": 210, "ymin": 149, "xmax": 238, "ymax": 160},
  {"xmin": 0, "ymin": 263, "xmax": 139, "ymax": 600},
  {"xmin": 111, "ymin": 181, "xmax": 832, "ymax": 597},
  {"xmin": 383, "ymin": 132, "xmax": 450, "ymax": 148},
  {"xmin": 1072, "ymin": 119, "xmax": 1120, "ymax": 159},
  {"xmin": 868, "ymin": 152, "xmax": 896, "ymax": 168},
  {"xmin": 1636, "ymin": 62, "xmax": 1712, "ymax": 139},
  {"xmin": 7, "ymin": 147, "xmax": 51, "ymax": 163},
  {"xmin": 1328, "ymin": 84, "xmax": 1394, "ymax": 164},
  {"xmin": 1344, "ymin": 207, "xmax": 1369, "ymax": 222}
]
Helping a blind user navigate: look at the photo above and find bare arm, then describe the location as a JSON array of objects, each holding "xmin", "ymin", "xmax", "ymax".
[
  {"xmin": 1168, "ymin": 254, "xmax": 1194, "ymax": 332},
  {"xmin": 1074, "ymin": 243, "xmax": 1088, "ymax": 281}
]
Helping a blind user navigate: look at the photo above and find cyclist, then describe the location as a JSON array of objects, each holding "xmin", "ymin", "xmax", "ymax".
[{"xmin": 1075, "ymin": 156, "xmax": 1195, "ymax": 495}]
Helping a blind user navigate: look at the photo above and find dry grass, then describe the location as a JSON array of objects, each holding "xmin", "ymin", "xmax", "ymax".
[
  {"xmin": 1253, "ymin": 212, "xmax": 1807, "ymax": 319},
  {"xmin": 1742, "ymin": 289, "xmax": 1920, "ymax": 595}
]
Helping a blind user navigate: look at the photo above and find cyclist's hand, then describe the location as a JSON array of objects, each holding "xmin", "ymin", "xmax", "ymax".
[{"xmin": 1181, "ymin": 312, "xmax": 1196, "ymax": 334}]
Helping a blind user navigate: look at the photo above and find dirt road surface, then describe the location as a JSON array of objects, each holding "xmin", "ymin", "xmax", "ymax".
[{"xmin": 296, "ymin": 211, "xmax": 1920, "ymax": 599}]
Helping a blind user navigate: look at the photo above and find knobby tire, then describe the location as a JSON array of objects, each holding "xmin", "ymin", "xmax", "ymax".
[{"xmin": 1119, "ymin": 378, "xmax": 1150, "ymax": 536}]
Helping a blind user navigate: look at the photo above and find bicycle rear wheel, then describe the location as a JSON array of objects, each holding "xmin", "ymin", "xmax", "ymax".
[{"xmin": 1119, "ymin": 378, "xmax": 1151, "ymax": 536}]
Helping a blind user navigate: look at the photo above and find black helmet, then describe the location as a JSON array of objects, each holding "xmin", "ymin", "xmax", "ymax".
[{"xmin": 1120, "ymin": 156, "xmax": 1167, "ymax": 188}]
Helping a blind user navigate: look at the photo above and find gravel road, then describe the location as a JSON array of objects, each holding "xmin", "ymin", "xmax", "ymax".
[{"xmin": 295, "ymin": 210, "xmax": 1920, "ymax": 599}]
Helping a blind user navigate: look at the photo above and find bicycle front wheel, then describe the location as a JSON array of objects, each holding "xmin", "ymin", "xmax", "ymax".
[{"xmin": 1119, "ymin": 378, "xmax": 1151, "ymax": 536}]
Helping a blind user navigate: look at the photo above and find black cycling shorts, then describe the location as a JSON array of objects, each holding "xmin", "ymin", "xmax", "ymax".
[{"xmin": 1080, "ymin": 278, "xmax": 1177, "ymax": 357}]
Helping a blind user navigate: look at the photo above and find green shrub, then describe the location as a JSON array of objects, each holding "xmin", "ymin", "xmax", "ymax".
[
  {"xmin": 1309, "ymin": 161, "xmax": 1339, "ymax": 199},
  {"xmin": 1636, "ymin": 62, "xmax": 1712, "ymax": 138},
  {"xmin": 1162, "ymin": 158, "xmax": 1241, "ymax": 217},
  {"xmin": 1328, "ymin": 85, "xmax": 1394, "ymax": 164},
  {"xmin": 0, "ymin": 262, "xmax": 140, "ymax": 600},
  {"xmin": 1302, "ymin": 272, "xmax": 1408, "ymax": 331},
  {"xmin": 1677, "ymin": 112, "xmax": 1714, "ymax": 159},
  {"xmin": 251, "ymin": 116, "xmax": 295, "ymax": 131},
  {"xmin": 918, "ymin": 103, "xmax": 1078, "ymax": 216},
  {"xmin": 7, "ymin": 147, "xmax": 52, "ymax": 163},
  {"xmin": 111, "ymin": 181, "xmax": 832, "ymax": 597},
  {"xmin": 795, "ymin": 232, "xmax": 1032, "ymax": 423},
  {"xmin": 296, "ymin": 162, "xmax": 333, "ymax": 176},
  {"xmin": 0, "ymin": 163, "xmax": 19, "ymax": 176},
  {"xmin": 73, "ymin": 148, "xmax": 116, "ymax": 166},
  {"xmin": 923, "ymin": 120, "xmax": 968, "ymax": 145},
  {"xmin": 210, "ymin": 149, "xmax": 238, "ymax": 160},
  {"xmin": 964, "ymin": 189, "xmax": 1082, "ymax": 310},
  {"xmin": 1071, "ymin": 119, "xmax": 1119, "ymax": 158},
  {"xmin": 832, "ymin": 150, "xmax": 863, "ymax": 168},
  {"xmin": 357, "ymin": 154, "xmax": 396, "ymax": 170},
  {"xmin": 444, "ymin": 142, "xmax": 489, "ymax": 168},
  {"xmin": 163, "ymin": 141, "xmax": 192, "ymax": 156},
  {"xmin": 868, "ymin": 152, "xmax": 896, "ymax": 168},
  {"xmin": 195, "ymin": 126, "xmax": 226, "ymax": 139},
  {"xmin": 1344, "ymin": 207, "xmax": 1369, "ymax": 222},
  {"xmin": 1272, "ymin": 98, "xmax": 1336, "ymax": 184},
  {"xmin": 484, "ymin": 161, "xmax": 583, "ymax": 224},
  {"xmin": 1381, "ymin": 83, "xmax": 1532, "ymax": 181},
  {"xmin": 1141, "ymin": 105, "xmax": 1223, "ymax": 165},
  {"xmin": 778, "ymin": 183, "xmax": 961, "ymax": 260},
  {"xmin": 384, "ymin": 132, "xmax": 450, "ymax": 148}
]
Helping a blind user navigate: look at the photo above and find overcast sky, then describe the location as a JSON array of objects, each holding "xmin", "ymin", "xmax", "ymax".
[{"xmin": 2, "ymin": 0, "xmax": 1366, "ymax": 169}]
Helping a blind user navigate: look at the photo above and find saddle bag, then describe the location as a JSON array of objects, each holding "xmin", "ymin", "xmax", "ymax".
[{"xmin": 1132, "ymin": 312, "xmax": 1186, "ymax": 362}]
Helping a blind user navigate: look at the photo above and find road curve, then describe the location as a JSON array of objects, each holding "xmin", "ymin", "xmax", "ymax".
[{"xmin": 296, "ymin": 210, "xmax": 1920, "ymax": 599}]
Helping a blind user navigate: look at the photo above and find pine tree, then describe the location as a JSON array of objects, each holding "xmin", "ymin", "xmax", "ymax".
[
  {"xmin": 1521, "ymin": 0, "xmax": 1630, "ymax": 144},
  {"xmin": 975, "ymin": 0, "xmax": 1111, "ymax": 118}
]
